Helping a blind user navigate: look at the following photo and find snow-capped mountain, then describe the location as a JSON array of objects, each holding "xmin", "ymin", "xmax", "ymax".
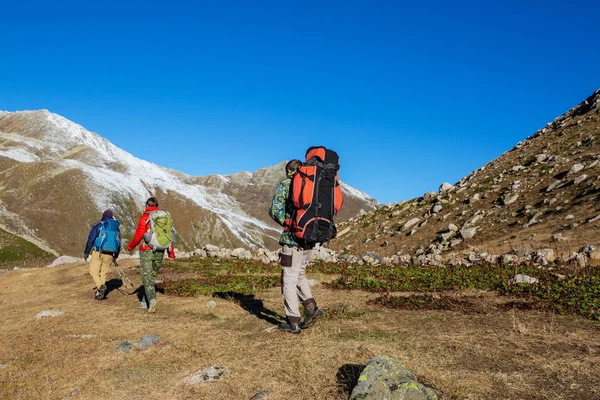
[{"xmin": 0, "ymin": 110, "xmax": 377, "ymax": 255}]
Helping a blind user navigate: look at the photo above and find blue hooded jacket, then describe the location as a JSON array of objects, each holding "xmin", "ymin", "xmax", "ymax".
[{"xmin": 84, "ymin": 217, "xmax": 121, "ymax": 257}]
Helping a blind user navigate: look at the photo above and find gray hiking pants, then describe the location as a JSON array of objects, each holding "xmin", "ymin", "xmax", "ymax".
[{"xmin": 280, "ymin": 245, "xmax": 314, "ymax": 323}]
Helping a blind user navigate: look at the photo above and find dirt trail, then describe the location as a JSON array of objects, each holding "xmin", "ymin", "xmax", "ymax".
[{"xmin": 0, "ymin": 261, "xmax": 599, "ymax": 400}]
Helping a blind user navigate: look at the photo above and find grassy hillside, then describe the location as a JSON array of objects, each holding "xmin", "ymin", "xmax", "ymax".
[{"xmin": 0, "ymin": 228, "xmax": 54, "ymax": 266}]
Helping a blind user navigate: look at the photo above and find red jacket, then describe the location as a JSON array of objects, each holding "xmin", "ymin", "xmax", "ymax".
[{"xmin": 127, "ymin": 206, "xmax": 175, "ymax": 258}]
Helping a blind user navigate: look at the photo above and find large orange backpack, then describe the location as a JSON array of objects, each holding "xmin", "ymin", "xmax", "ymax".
[{"xmin": 290, "ymin": 146, "xmax": 343, "ymax": 245}]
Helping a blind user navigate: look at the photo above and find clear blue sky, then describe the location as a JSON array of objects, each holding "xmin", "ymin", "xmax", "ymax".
[{"xmin": 1, "ymin": 1, "xmax": 598, "ymax": 203}]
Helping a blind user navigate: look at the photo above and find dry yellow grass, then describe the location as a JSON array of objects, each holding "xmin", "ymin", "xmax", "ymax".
[{"xmin": 0, "ymin": 261, "xmax": 599, "ymax": 400}]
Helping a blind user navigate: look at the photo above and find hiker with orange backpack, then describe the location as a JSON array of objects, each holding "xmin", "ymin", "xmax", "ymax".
[
  {"xmin": 84, "ymin": 210, "xmax": 121, "ymax": 300},
  {"xmin": 269, "ymin": 148, "xmax": 343, "ymax": 333},
  {"xmin": 127, "ymin": 197, "xmax": 175, "ymax": 313}
]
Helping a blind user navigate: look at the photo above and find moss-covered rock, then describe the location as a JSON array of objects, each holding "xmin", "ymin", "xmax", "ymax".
[{"xmin": 350, "ymin": 355, "xmax": 441, "ymax": 400}]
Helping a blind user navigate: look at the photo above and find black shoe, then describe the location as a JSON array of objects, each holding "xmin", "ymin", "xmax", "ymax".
[
  {"xmin": 278, "ymin": 322, "xmax": 302, "ymax": 334},
  {"xmin": 300, "ymin": 308, "xmax": 323, "ymax": 329},
  {"xmin": 95, "ymin": 284, "xmax": 107, "ymax": 300}
]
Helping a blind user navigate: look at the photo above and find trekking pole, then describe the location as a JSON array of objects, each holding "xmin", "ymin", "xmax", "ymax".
[{"xmin": 114, "ymin": 261, "xmax": 135, "ymax": 292}]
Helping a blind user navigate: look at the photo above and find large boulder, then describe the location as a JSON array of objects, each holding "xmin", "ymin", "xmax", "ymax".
[{"xmin": 350, "ymin": 355, "xmax": 441, "ymax": 400}]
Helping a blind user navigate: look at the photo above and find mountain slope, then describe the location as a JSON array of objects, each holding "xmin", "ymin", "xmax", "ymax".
[
  {"xmin": 0, "ymin": 110, "xmax": 376, "ymax": 256},
  {"xmin": 332, "ymin": 89, "xmax": 600, "ymax": 257}
]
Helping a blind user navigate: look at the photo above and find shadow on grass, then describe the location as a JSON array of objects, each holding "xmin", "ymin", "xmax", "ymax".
[
  {"xmin": 213, "ymin": 291, "xmax": 283, "ymax": 325},
  {"xmin": 133, "ymin": 285, "xmax": 165, "ymax": 303},
  {"xmin": 104, "ymin": 278, "xmax": 123, "ymax": 298},
  {"xmin": 337, "ymin": 364, "xmax": 365, "ymax": 397}
]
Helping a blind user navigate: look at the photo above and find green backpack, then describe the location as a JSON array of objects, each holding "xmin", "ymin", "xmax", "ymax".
[{"xmin": 143, "ymin": 210, "xmax": 174, "ymax": 252}]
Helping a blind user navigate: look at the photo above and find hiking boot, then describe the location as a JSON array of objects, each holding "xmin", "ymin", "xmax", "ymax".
[
  {"xmin": 300, "ymin": 298, "xmax": 322, "ymax": 329},
  {"xmin": 278, "ymin": 322, "xmax": 302, "ymax": 334},
  {"xmin": 147, "ymin": 299, "xmax": 157, "ymax": 313},
  {"xmin": 139, "ymin": 300, "xmax": 147, "ymax": 309},
  {"xmin": 300, "ymin": 308, "xmax": 323, "ymax": 329},
  {"xmin": 95, "ymin": 284, "xmax": 107, "ymax": 300}
]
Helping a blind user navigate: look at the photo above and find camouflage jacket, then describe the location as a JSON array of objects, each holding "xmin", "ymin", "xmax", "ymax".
[{"xmin": 269, "ymin": 177, "xmax": 296, "ymax": 246}]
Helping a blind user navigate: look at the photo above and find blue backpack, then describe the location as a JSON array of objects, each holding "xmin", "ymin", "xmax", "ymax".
[{"xmin": 93, "ymin": 219, "xmax": 121, "ymax": 253}]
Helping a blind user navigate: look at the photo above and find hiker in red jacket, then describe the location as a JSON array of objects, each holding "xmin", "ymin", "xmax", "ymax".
[{"xmin": 127, "ymin": 197, "xmax": 175, "ymax": 313}]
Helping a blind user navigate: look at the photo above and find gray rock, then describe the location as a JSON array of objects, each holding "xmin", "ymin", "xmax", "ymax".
[
  {"xmin": 574, "ymin": 174, "xmax": 588, "ymax": 185},
  {"xmin": 250, "ymin": 391, "xmax": 271, "ymax": 400},
  {"xmin": 450, "ymin": 239, "xmax": 463, "ymax": 248},
  {"xmin": 431, "ymin": 204, "xmax": 443, "ymax": 213},
  {"xmin": 510, "ymin": 274, "xmax": 539, "ymax": 285},
  {"xmin": 440, "ymin": 231, "xmax": 455, "ymax": 241},
  {"xmin": 403, "ymin": 218, "xmax": 421, "ymax": 231},
  {"xmin": 502, "ymin": 193, "xmax": 519, "ymax": 205},
  {"xmin": 138, "ymin": 335, "xmax": 162, "ymax": 351},
  {"xmin": 204, "ymin": 244, "xmax": 220, "ymax": 257},
  {"xmin": 206, "ymin": 300, "xmax": 217, "ymax": 310},
  {"xmin": 448, "ymin": 223, "xmax": 458, "ymax": 232},
  {"xmin": 115, "ymin": 340, "xmax": 138, "ymax": 354},
  {"xmin": 568, "ymin": 163, "xmax": 585, "ymax": 175},
  {"xmin": 35, "ymin": 310, "xmax": 64, "ymax": 319},
  {"xmin": 182, "ymin": 365, "xmax": 231, "ymax": 385},
  {"xmin": 350, "ymin": 355, "xmax": 441, "ymax": 400},
  {"xmin": 535, "ymin": 154, "xmax": 548, "ymax": 163},
  {"xmin": 439, "ymin": 182, "xmax": 454, "ymax": 192},
  {"xmin": 552, "ymin": 233, "xmax": 567, "ymax": 242},
  {"xmin": 588, "ymin": 214, "xmax": 600, "ymax": 223},
  {"xmin": 546, "ymin": 180, "xmax": 562, "ymax": 192},
  {"xmin": 460, "ymin": 227, "xmax": 478, "ymax": 240}
]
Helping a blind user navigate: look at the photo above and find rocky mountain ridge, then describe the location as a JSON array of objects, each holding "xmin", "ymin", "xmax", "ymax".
[
  {"xmin": 330, "ymin": 89, "xmax": 600, "ymax": 264},
  {"xmin": 0, "ymin": 110, "xmax": 376, "ymax": 257}
]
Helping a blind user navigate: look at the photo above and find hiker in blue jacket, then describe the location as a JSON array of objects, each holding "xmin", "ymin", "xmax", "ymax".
[{"xmin": 84, "ymin": 210, "xmax": 121, "ymax": 300}]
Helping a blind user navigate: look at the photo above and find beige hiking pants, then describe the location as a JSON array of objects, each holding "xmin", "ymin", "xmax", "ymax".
[
  {"xmin": 89, "ymin": 251, "xmax": 113, "ymax": 292},
  {"xmin": 280, "ymin": 245, "xmax": 314, "ymax": 322}
]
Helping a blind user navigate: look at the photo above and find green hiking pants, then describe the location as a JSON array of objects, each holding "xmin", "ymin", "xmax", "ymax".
[{"xmin": 140, "ymin": 250, "xmax": 165, "ymax": 303}]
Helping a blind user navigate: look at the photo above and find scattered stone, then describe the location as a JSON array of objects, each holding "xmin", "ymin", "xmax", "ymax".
[
  {"xmin": 565, "ymin": 215, "xmax": 575, "ymax": 220},
  {"xmin": 588, "ymin": 160, "xmax": 599, "ymax": 169},
  {"xmin": 568, "ymin": 163, "xmax": 585, "ymax": 175},
  {"xmin": 440, "ymin": 231, "xmax": 455, "ymax": 241},
  {"xmin": 448, "ymin": 224, "xmax": 458, "ymax": 232},
  {"xmin": 115, "ymin": 340, "xmax": 138, "ymax": 354},
  {"xmin": 450, "ymin": 239, "xmax": 463, "ymax": 248},
  {"xmin": 35, "ymin": 310, "xmax": 64, "ymax": 319},
  {"xmin": 439, "ymin": 182, "xmax": 454, "ymax": 192},
  {"xmin": 205, "ymin": 300, "xmax": 217, "ymax": 310},
  {"xmin": 460, "ymin": 227, "xmax": 478, "ymax": 240},
  {"xmin": 552, "ymin": 233, "xmax": 567, "ymax": 242},
  {"xmin": 546, "ymin": 180, "xmax": 562, "ymax": 192},
  {"xmin": 403, "ymin": 218, "xmax": 421, "ymax": 231},
  {"xmin": 510, "ymin": 274, "xmax": 539, "ymax": 285},
  {"xmin": 263, "ymin": 326, "xmax": 278, "ymax": 333},
  {"xmin": 574, "ymin": 174, "xmax": 588, "ymax": 185},
  {"xmin": 138, "ymin": 335, "xmax": 162, "ymax": 351},
  {"xmin": 337, "ymin": 227, "xmax": 351, "ymax": 238},
  {"xmin": 349, "ymin": 355, "xmax": 441, "ymax": 400},
  {"xmin": 587, "ymin": 214, "xmax": 600, "ymax": 223},
  {"xmin": 535, "ymin": 154, "xmax": 548, "ymax": 163},
  {"xmin": 470, "ymin": 193, "xmax": 480, "ymax": 203},
  {"xmin": 431, "ymin": 204, "xmax": 443, "ymax": 213},
  {"xmin": 182, "ymin": 365, "xmax": 231, "ymax": 385},
  {"xmin": 502, "ymin": 193, "xmax": 519, "ymax": 205},
  {"xmin": 250, "ymin": 391, "xmax": 271, "ymax": 400}
]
